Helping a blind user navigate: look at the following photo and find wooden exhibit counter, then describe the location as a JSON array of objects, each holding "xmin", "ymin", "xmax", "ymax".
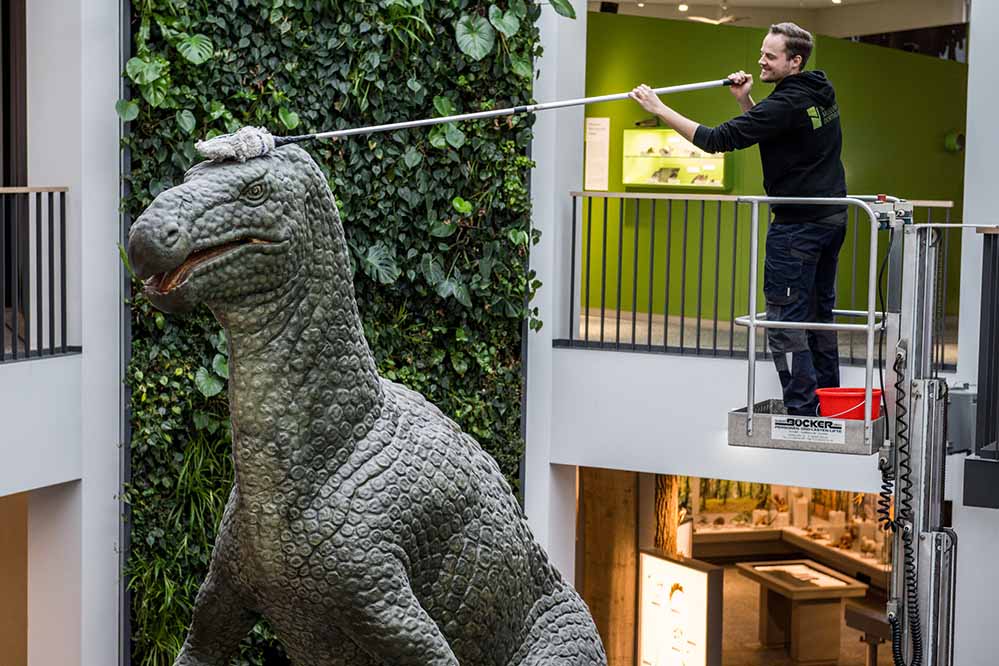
[{"xmin": 693, "ymin": 526, "xmax": 890, "ymax": 589}]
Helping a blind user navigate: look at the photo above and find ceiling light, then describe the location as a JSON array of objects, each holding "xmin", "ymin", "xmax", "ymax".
[
  {"xmin": 679, "ymin": 3, "xmax": 689, "ymax": 11},
  {"xmin": 832, "ymin": 0, "xmax": 842, "ymax": 4},
  {"xmin": 637, "ymin": 1, "xmax": 645, "ymax": 5}
]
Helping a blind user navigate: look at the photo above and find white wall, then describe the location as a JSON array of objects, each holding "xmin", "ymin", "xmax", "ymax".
[
  {"xmin": 525, "ymin": 0, "xmax": 589, "ymax": 580},
  {"xmin": 950, "ymin": 0, "xmax": 999, "ymax": 664},
  {"xmin": 551, "ymin": 349, "xmax": 884, "ymax": 492},
  {"xmin": 25, "ymin": 1, "xmax": 123, "ymax": 665},
  {"xmin": 28, "ymin": 482, "xmax": 81, "ymax": 666},
  {"xmin": 0, "ymin": 357, "xmax": 82, "ymax": 496},
  {"xmin": 813, "ymin": 0, "xmax": 966, "ymax": 38},
  {"xmin": 586, "ymin": 0, "xmax": 965, "ymax": 38}
]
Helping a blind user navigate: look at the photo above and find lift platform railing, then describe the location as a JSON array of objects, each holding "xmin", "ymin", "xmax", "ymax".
[{"xmin": 735, "ymin": 195, "xmax": 888, "ymax": 449}]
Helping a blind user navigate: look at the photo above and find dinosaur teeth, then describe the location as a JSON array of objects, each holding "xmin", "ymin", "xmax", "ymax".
[{"xmin": 152, "ymin": 238, "xmax": 270, "ymax": 293}]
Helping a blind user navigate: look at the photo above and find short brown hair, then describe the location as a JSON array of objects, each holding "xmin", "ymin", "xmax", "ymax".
[{"xmin": 769, "ymin": 22, "xmax": 813, "ymax": 69}]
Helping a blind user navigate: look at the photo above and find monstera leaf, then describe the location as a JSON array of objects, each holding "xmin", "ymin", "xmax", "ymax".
[
  {"xmin": 361, "ymin": 243, "xmax": 401, "ymax": 284},
  {"xmin": 177, "ymin": 33, "xmax": 214, "ymax": 65}
]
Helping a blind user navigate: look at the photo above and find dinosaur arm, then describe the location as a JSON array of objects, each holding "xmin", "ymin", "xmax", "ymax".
[
  {"xmin": 176, "ymin": 489, "xmax": 256, "ymax": 666},
  {"xmin": 342, "ymin": 552, "xmax": 459, "ymax": 666},
  {"xmin": 175, "ymin": 563, "xmax": 257, "ymax": 666}
]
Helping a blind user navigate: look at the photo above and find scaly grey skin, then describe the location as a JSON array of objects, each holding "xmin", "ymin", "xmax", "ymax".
[{"xmin": 127, "ymin": 144, "xmax": 607, "ymax": 666}]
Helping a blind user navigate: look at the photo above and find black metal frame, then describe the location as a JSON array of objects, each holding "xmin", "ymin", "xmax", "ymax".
[{"xmin": 975, "ymin": 232, "xmax": 999, "ymax": 460}]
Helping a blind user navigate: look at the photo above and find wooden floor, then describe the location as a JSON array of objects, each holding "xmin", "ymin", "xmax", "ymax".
[{"xmin": 575, "ymin": 310, "xmax": 960, "ymax": 366}]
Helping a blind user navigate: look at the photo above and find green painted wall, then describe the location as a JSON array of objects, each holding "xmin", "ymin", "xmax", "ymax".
[{"xmin": 581, "ymin": 13, "xmax": 966, "ymax": 319}]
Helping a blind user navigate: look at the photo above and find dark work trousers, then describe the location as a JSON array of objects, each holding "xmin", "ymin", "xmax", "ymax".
[{"xmin": 764, "ymin": 213, "xmax": 848, "ymax": 415}]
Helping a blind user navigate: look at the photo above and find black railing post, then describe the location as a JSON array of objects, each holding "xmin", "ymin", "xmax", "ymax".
[
  {"xmin": 729, "ymin": 202, "xmax": 738, "ymax": 356},
  {"xmin": 60, "ymin": 191, "xmax": 67, "ymax": 354},
  {"xmin": 12, "ymin": 193, "xmax": 20, "ymax": 359},
  {"xmin": 35, "ymin": 192, "xmax": 42, "ymax": 356},
  {"xmin": 631, "ymin": 198, "xmax": 640, "ymax": 346},
  {"xmin": 1, "ymin": 194, "xmax": 6, "ymax": 362},
  {"xmin": 600, "ymin": 197, "xmax": 608, "ymax": 343},
  {"xmin": 48, "ymin": 192, "xmax": 54, "ymax": 355},
  {"xmin": 663, "ymin": 201, "xmax": 672, "ymax": 353},
  {"xmin": 712, "ymin": 200, "xmax": 721, "ymax": 355},
  {"xmin": 696, "ymin": 200, "xmax": 705, "ymax": 354},
  {"xmin": 615, "ymin": 197, "xmax": 624, "ymax": 347},
  {"xmin": 647, "ymin": 201, "xmax": 657, "ymax": 350},
  {"xmin": 680, "ymin": 200, "xmax": 689, "ymax": 353}
]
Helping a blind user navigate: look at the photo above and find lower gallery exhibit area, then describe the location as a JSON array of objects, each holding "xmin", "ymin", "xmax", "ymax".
[{"xmin": 576, "ymin": 469, "xmax": 896, "ymax": 666}]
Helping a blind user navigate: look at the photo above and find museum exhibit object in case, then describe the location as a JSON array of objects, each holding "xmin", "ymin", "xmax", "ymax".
[{"xmin": 622, "ymin": 129, "xmax": 730, "ymax": 190}]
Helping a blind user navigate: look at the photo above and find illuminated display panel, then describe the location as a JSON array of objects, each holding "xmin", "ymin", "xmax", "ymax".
[{"xmin": 637, "ymin": 550, "xmax": 722, "ymax": 666}]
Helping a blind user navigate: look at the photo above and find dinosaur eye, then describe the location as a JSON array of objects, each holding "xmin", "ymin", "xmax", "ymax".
[{"xmin": 241, "ymin": 179, "xmax": 269, "ymax": 206}]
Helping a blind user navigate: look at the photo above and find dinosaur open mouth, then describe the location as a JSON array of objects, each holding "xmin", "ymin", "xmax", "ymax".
[{"xmin": 146, "ymin": 238, "xmax": 271, "ymax": 294}]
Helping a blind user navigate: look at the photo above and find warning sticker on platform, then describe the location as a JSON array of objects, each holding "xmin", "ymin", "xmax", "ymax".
[{"xmin": 771, "ymin": 416, "xmax": 846, "ymax": 444}]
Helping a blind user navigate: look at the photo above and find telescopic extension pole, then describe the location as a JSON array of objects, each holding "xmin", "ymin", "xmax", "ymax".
[{"xmin": 273, "ymin": 78, "xmax": 734, "ymax": 146}]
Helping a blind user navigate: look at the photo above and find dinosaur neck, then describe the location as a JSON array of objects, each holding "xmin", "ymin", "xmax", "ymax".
[{"xmin": 220, "ymin": 251, "xmax": 383, "ymax": 499}]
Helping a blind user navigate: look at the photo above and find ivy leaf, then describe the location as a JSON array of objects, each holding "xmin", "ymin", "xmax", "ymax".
[
  {"xmin": 510, "ymin": 54, "xmax": 533, "ymax": 79},
  {"xmin": 212, "ymin": 353, "xmax": 229, "ymax": 380},
  {"xmin": 455, "ymin": 14, "xmax": 495, "ymax": 61},
  {"xmin": 195, "ymin": 367, "xmax": 223, "ymax": 398},
  {"xmin": 207, "ymin": 101, "xmax": 226, "ymax": 120},
  {"xmin": 177, "ymin": 33, "xmax": 214, "ymax": 65},
  {"xmin": 452, "ymin": 196, "xmax": 473, "ymax": 215},
  {"xmin": 444, "ymin": 123, "xmax": 465, "ymax": 149},
  {"xmin": 507, "ymin": 228, "xmax": 530, "ymax": 246},
  {"xmin": 176, "ymin": 110, "xmax": 196, "ymax": 135},
  {"xmin": 403, "ymin": 146, "xmax": 423, "ymax": 168},
  {"xmin": 428, "ymin": 126, "xmax": 448, "ymax": 149},
  {"xmin": 453, "ymin": 281, "xmax": 472, "ymax": 307},
  {"xmin": 510, "ymin": 0, "xmax": 528, "ymax": 20},
  {"xmin": 116, "ymin": 99, "xmax": 139, "ymax": 122},
  {"xmin": 278, "ymin": 107, "xmax": 301, "ymax": 130},
  {"xmin": 407, "ymin": 77, "xmax": 422, "ymax": 92},
  {"xmin": 430, "ymin": 219, "xmax": 458, "ymax": 238},
  {"xmin": 361, "ymin": 242, "xmax": 401, "ymax": 284},
  {"xmin": 419, "ymin": 253, "xmax": 445, "ymax": 286},
  {"xmin": 549, "ymin": 0, "xmax": 577, "ymax": 19},
  {"xmin": 433, "ymin": 96, "xmax": 456, "ymax": 117},
  {"xmin": 436, "ymin": 277, "xmax": 458, "ymax": 300},
  {"xmin": 480, "ymin": 241, "xmax": 498, "ymax": 281},
  {"xmin": 193, "ymin": 411, "xmax": 210, "ymax": 430},
  {"xmin": 489, "ymin": 6, "xmax": 520, "ymax": 38},
  {"xmin": 125, "ymin": 57, "xmax": 165, "ymax": 85}
]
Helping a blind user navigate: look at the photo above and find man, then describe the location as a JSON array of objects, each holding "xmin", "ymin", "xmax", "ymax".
[{"xmin": 630, "ymin": 22, "xmax": 847, "ymax": 416}]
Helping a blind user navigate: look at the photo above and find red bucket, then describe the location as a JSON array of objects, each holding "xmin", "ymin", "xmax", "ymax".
[{"xmin": 816, "ymin": 387, "xmax": 882, "ymax": 420}]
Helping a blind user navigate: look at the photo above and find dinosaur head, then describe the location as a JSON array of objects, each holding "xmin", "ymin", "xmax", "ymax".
[{"xmin": 128, "ymin": 144, "xmax": 338, "ymax": 316}]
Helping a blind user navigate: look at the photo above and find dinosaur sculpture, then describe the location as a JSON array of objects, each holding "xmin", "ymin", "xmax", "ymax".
[{"xmin": 127, "ymin": 142, "xmax": 607, "ymax": 666}]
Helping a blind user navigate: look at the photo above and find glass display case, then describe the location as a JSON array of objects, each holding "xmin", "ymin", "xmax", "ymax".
[{"xmin": 622, "ymin": 129, "xmax": 730, "ymax": 191}]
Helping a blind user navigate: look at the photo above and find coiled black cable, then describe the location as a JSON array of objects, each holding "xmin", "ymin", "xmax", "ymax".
[
  {"xmin": 890, "ymin": 352, "xmax": 923, "ymax": 666},
  {"xmin": 876, "ymin": 229, "xmax": 895, "ymax": 533}
]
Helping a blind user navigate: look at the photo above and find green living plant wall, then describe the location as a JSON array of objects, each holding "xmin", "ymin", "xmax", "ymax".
[
  {"xmin": 119, "ymin": 1, "xmax": 573, "ymax": 664},
  {"xmin": 580, "ymin": 13, "xmax": 966, "ymax": 324}
]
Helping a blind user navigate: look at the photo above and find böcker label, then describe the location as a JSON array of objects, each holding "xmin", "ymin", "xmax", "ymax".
[{"xmin": 771, "ymin": 416, "xmax": 846, "ymax": 444}]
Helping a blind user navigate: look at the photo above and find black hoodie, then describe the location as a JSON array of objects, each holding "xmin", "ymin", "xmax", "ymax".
[{"xmin": 692, "ymin": 70, "xmax": 847, "ymax": 222}]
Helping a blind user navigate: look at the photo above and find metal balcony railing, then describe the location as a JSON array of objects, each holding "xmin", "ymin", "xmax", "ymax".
[
  {"xmin": 1, "ymin": 187, "xmax": 73, "ymax": 362},
  {"xmin": 554, "ymin": 191, "xmax": 959, "ymax": 374}
]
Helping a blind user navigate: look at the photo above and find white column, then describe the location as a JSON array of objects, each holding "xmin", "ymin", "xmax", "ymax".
[
  {"xmin": 524, "ymin": 0, "xmax": 587, "ymax": 580},
  {"xmin": 28, "ymin": 1, "xmax": 124, "ymax": 664},
  {"xmin": 951, "ymin": 1, "xmax": 999, "ymax": 664},
  {"xmin": 28, "ymin": 483, "xmax": 82, "ymax": 666}
]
